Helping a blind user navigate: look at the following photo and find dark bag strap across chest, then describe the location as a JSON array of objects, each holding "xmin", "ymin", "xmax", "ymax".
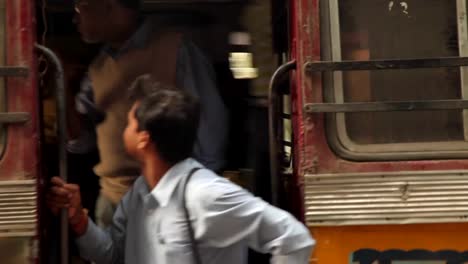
[{"xmin": 180, "ymin": 167, "xmax": 202, "ymax": 264}]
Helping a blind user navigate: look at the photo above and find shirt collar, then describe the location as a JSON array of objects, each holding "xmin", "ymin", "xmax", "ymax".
[{"xmin": 145, "ymin": 158, "xmax": 203, "ymax": 207}]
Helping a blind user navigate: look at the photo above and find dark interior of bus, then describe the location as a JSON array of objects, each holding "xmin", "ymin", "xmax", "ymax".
[{"xmin": 36, "ymin": 0, "xmax": 290, "ymax": 263}]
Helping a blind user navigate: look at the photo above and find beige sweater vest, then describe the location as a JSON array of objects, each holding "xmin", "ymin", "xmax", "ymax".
[{"xmin": 89, "ymin": 30, "xmax": 182, "ymax": 203}]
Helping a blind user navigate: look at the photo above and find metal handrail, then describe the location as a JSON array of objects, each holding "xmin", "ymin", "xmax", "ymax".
[
  {"xmin": 305, "ymin": 57, "xmax": 468, "ymax": 73},
  {"xmin": 35, "ymin": 44, "xmax": 68, "ymax": 264},
  {"xmin": 268, "ymin": 60, "xmax": 296, "ymax": 206},
  {"xmin": 305, "ymin": 57, "xmax": 468, "ymax": 114},
  {"xmin": 305, "ymin": 99, "xmax": 468, "ymax": 113}
]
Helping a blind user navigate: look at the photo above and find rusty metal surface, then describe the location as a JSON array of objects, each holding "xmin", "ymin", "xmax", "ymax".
[
  {"xmin": 296, "ymin": 0, "xmax": 468, "ymax": 174},
  {"xmin": 0, "ymin": 112, "xmax": 30, "ymax": 123},
  {"xmin": 0, "ymin": 0, "xmax": 5, "ymax": 155},
  {"xmin": 290, "ymin": 0, "xmax": 320, "ymax": 223},
  {"xmin": 0, "ymin": 180, "xmax": 36, "ymax": 237},
  {"xmin": 4, "ymin": 0, "xmax": 40, "ymax": 262},
  {"xmin": 305, "ymin": 170, "xmax": 468, "ymax": 226},
  {"xmin": 304, "ymin": 99, "xmax": 468, "ymax": 113},
  {"xmin": 5, "ymin": 0, "xmax": 40, "ymax": 178},
  {"xmin": 305, "ymin": 57, "xmax": 468, "ymax": 72},
  {"xmin": 0, "ymin": 66, "xmax": 28, "ymax": 77},
  {"xmin": 293, "ymin": 0, "xmax": 468, "ymax": 229}
]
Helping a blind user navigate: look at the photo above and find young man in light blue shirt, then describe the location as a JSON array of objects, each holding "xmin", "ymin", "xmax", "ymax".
[{"xmin": 47, "ymin": 76, "xmax": 314, "ymax": 263}]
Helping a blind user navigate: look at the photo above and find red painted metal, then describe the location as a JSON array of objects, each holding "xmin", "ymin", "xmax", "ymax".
[
  {"xmin": 294, "ymin": 0, "xmax": 323, "ymax": 177},
  {"xmin": 293, "ymin": 0, "xmax": 468, "ymax": 215},
  {"xmin": 288, "ymin": 0, "xmax": 306, "ymax": 221},
  {"xmin": 291, "ymin": 0, "xmax": 318, "ymax": 220},
  {"xmin": 5, "ymin": 0, "xmax": 39, "ymax": 179},
  {"xmin": 5, "ymin": 0, "xmax": 40, "ymax": 262}
]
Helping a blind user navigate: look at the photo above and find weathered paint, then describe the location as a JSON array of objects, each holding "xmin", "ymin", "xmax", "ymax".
[
  {"xmin": 5, "ymin": 0, "xmax": 40, "ymax": 263},
  {"xmin": 5, "ymin": 0, "xmax": 39, "ymax": 179},
  {"xmin": 310, "ymin": 224, "xmax": 468, "ymax": 264},
  {"xmin": 292, "ymin": 0, "xmax": 468, "ymax": 263},
  {"xmin": 295, "ymin": 0, "xmax": 468, "ymax": 192}
]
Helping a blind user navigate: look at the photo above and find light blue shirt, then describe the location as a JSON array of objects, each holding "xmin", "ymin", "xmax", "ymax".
[
  {"xmin": 69, "ymin": 16, "xmax": 228, "ymax": 171},
  {"xmin": 76, "ymin": 158, "xmax": 315, "ymax": 263}
]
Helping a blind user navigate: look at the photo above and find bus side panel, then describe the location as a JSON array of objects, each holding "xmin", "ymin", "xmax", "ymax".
[
  {"xmin": 293, "ymin": 1, "xmax": 468, "ymax": 263},
  {"xmin": 5, "ymin": 0, "xmax": 39, "ymax": 181},
  {"xmin": 311, "ymin": 224, "xmax": 468, "ymax": 263},
  {"xmin": 1, "ymin": 0, "xmax": 40, "ymax": 263},
  {"xmin": 295, "ymin": 0, "xmax": 468, "ymax": 181}
]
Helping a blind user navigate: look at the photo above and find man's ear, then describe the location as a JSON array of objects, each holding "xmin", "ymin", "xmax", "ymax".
[{"xmin": 137, "ymin": 131, "xmax": 151, "ymax": 150}]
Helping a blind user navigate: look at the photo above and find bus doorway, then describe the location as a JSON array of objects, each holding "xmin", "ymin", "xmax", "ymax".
[{"xmin": 34, "ymin": 0, "xmax": 291, "ymax": 263}]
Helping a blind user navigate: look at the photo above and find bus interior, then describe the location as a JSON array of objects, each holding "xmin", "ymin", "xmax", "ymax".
[{"xmin": 35, "ymin": 0, "xmax": 292, "ymax": 263}]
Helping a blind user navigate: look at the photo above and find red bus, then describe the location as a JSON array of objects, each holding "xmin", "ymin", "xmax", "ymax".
[
  {"xmin": 288, "ymin": 0, "xmax": 468, "ymax": 263},
  {"xmin": 2, "ymin": 0, "xmax": 468, "ymax": 263}
]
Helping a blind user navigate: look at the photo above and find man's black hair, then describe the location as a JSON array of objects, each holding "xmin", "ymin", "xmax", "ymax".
[
  {"xmin": 117, "ymin": 0, "xmax": 140, "ymax": 10},
  {"xmin": 129, "ymin": 75, "xmax": 200, "ymax": 164}
]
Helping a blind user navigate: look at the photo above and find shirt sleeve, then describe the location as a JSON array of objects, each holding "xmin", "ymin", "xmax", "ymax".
[
  {"xmin": 175, "ymin": 39, "xmax": 228, "ymax": 172},
  {"xmin": 193, "ymin": 178, "xmax": 315, "ymax": 264},
  {"xmin": 75, "ymin": 188, "xmax": 132, "ymax": 264}
]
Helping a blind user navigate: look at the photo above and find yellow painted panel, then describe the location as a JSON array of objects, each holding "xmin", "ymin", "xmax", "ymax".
[{"xmin": 309, "ymin": 223, "xmax": 468, "ymax": 264}]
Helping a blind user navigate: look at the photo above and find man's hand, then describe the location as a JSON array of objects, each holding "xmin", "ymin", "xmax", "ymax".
[{"xmin": 46, "ymin": 177, "xmax": 88, "ymax": 235}]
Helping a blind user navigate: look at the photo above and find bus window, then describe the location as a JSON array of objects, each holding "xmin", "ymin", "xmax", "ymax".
[{"xmin": 322, "ymin": 0, "xmax": 468, "ymax": 159}]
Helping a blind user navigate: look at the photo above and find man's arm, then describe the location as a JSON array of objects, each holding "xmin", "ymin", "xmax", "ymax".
[
  {"xmin": 247, "ymin": 203, "xmax": 314, "ymax": 264},
  {"xmin": 75, "ymin": 197, "xmax": 128, "ymax": 264},
  {"xmin": 175, "ymin": 39, "xmax": 228, "ymax": 172},
  {"xmin": 193, "ymin": 177, "xmax": 315, "ymax": 263},
  {"xmin": 47, "ymin": 177, "xmax": 127, "ymax": 264}
]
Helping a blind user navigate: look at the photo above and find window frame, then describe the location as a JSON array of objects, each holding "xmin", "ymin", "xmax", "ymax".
[{"xmin": 319, "ymin": 0, "xmax": 468, "ymax": 161}]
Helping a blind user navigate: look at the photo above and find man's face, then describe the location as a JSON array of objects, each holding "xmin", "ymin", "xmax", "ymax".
[{"xmin": 73, "ymin": 0, "xmax": 110, "ymax": 43}]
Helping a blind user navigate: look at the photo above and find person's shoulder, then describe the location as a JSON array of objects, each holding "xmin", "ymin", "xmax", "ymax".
[
  {"xmin": 88, "ymin": 48, "xmax": 111, "ymax": 73},
  {"xmin": 187, "ymin": 168, "xmax": 244, "ymax": 206}
]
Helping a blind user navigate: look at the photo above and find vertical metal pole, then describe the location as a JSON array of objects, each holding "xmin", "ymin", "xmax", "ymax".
[
  {"xmin": 35, "ymin": 44, "xmax": 68, "ymax": 264},
  {"xmin": 268, "ymin": 60, "xmax": 296, "ymax": 206}
]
